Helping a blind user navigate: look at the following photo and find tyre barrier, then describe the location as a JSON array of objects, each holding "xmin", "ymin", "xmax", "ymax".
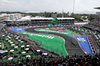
[
  {"xmin": 87, "ymin": 37, "xmax": 96, "ymax": 54},
  {"xmin": 90, "ymin": 44, "xmax": 93, "ymax": 46}
]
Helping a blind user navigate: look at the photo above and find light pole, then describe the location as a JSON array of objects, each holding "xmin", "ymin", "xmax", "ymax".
[
  {"xmin": 62, "ymin": 9, "xmax": 64, "ymax": 18},
  {"xmin": 73, "ymin": 0, "xmax": 75, "ymax": 13},
  {"xmin": 29, "ymin": 15, "xmax": 31, "ymax": 26}
]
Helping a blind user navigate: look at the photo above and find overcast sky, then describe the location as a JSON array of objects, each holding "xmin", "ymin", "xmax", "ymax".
[{"xmin": 0, "ymin": 0, "xmax": 100, "ymax": 14}]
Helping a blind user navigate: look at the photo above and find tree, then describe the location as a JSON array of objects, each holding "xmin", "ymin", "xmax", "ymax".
[
  {"xmin": 70, "ymin": 13, "xmax": 82, "ymax": 21},
  {"xmin": 88, "ymin": 14, "xmax": 99, "ymax": 21}
]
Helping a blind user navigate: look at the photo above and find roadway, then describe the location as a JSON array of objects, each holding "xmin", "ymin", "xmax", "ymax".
[{"xmin": 25, "ymin": 27, "xmax": 85, "ymax": 56}]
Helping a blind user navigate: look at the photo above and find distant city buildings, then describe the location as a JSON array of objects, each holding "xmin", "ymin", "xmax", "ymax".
[
  {"xmin": 0, "ymin": 13, "xmax": 23, "ymax": 23},
  {"xmin": 81, "ymin": 16, "xmax": 88, "ymax": 22}
]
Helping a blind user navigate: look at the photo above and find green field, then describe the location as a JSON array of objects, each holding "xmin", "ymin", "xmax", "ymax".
[
  {"xmin": 21, "ymin": 28, "xmax": 80, "ymax": 57},
  {"xmin": 35, "ymin": 28, "xmax": 80, "ymax": 35},
  {"xmin": 21, "ymin": 31, "xmax": 68, "ymax": 57}
]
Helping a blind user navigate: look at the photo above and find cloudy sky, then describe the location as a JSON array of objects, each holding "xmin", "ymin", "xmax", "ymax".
[{"xmin": 0, "ymin": 0, "xmax": 100, "ymax": 14}]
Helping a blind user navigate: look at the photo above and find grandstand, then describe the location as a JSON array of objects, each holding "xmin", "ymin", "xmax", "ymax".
[
  {"xmin": 5, "ymin": 16, "xmax": 75, "ymax": 26},
  {"xmin": 31, "ymin": 17, "xmax": 75, "ymax": 25}
]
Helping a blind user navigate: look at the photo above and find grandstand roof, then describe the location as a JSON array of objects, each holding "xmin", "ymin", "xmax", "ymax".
[
  {"xmin": 8, "ymin": 16, "xmax": 75, "ymax": 22},
  {"xmin": 94, "ymin": 7, "xmax": 100, "ymax": 10},
  {"xmin": 74, "ymin": 22, "xmax": 88, "ymax": 25},
  {"xmin": 31, "ymin": 17, "xmax": 75, "ymax": 20}
]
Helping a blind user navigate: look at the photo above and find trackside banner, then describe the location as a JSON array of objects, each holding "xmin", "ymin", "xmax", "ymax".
[{"xmin": 10, "ymin": 26, "xmax": 31, "ymax": 32}]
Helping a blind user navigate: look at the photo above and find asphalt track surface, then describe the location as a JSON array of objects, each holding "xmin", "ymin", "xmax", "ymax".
[{"xmin": 25, "ymin": 27, "xmax": 85, "ymax": 56}]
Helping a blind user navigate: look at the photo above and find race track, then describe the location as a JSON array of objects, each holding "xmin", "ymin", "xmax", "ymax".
[{"xmin": 25, "ymin": 27, "xmax": 86, "ymax": 56}]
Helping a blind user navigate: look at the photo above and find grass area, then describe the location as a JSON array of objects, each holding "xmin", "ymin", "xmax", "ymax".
[
  {"xmin": 35, "ymin": 28, "xmax": 69, "ymax": 35},
  {"xmin": 64, "ymin": 29, "xmax": 80, "ymax": 35},
  {"xmin": 8, "ymin": 27, "xmax": 81, "ymax": 58},
  {"xmin": 35, "ymin": 28, "xmax": 80, "ymax": 35},
  {"xmin": 21, "ymin": 31, "xmax": 68, "ymax": 57}
]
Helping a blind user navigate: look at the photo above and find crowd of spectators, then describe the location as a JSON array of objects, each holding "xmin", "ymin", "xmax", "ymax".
[
  {"xmin": 0, "ymin": 54, "xmax": 100, "ymax": 66},
  {"xmin": 83, "ymin": 18, "xmax": 100, "ymax": 47},
  {"xmin": 84, "ymin": 18, "xmax": 100, "ymax": 32}
]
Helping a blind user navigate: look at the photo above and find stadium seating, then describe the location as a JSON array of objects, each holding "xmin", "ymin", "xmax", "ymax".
[{"xmin": 0, "ymin": 30, "xmax": 53, "ymax": 63}]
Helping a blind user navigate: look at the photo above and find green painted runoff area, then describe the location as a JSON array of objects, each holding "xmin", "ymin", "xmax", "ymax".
[
  {"xmin": 64, "ymin": 29, "xmax": 80, "ymax": 35},
  {"xmin": 35, "ymin": 28, "xmax": 80, "ymax": 35},
  {"xmin": 21, "ymin": 31, "xmax": 68, "ymax": 57}
]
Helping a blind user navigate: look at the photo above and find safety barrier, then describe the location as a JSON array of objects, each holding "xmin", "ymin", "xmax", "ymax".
[{"xmin": 87, "ymin": 37, "xmax": 96, "ymax": 55}]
